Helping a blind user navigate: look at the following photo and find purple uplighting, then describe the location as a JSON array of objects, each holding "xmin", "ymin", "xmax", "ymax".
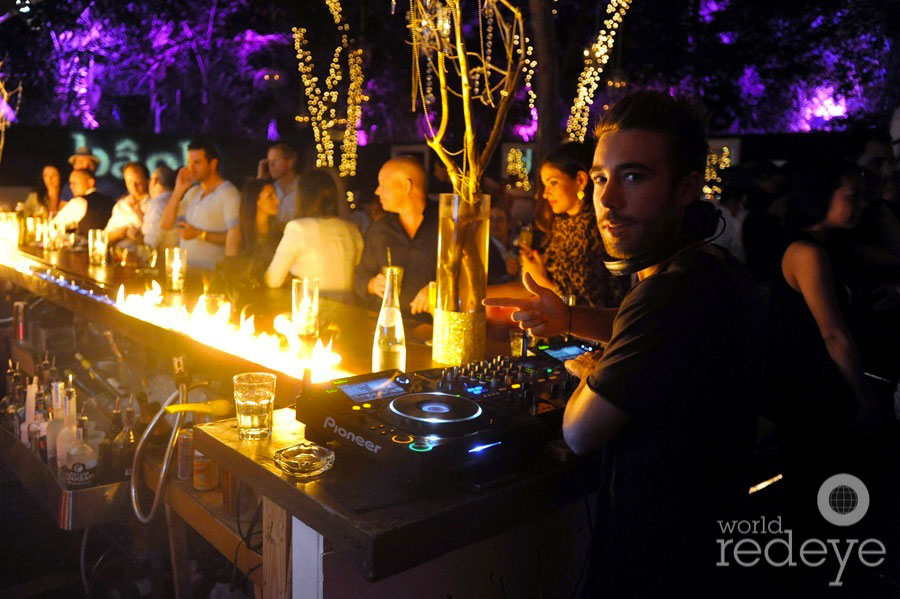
[
  {"xmin": 513, "ymin": 107, "xmax": 539, "ymax": 142},
  {"xmin": 789, "ymin": 85, "xmax": 849, "ymax": 132},
  {"xmin": 699, "ymin": 0, "xmax": 729, "ymax": 23},
  {"xmin": 267, "ymin": 118, "xmax": 280, "ymax": 141}
]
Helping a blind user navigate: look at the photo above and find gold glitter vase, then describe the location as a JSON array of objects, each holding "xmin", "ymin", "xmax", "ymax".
[{"xmin": 432, "ymin": 193, "xmax": 490, "ymax": 365}]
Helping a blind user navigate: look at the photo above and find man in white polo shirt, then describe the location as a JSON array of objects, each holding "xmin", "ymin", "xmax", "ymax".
[{"xmin": 160, "ymin": 139, "xmax": 239, "ymax": 270}]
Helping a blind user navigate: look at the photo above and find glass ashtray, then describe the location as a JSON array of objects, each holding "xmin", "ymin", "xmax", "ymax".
[{"xmin": 273, "ymin": 441, "xmax": 335, "ymax": 480}]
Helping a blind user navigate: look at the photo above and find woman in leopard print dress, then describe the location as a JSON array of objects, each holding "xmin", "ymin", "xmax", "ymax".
[{"xmin": 520, "ymin": 142, "xmax": 631, "ymax": 308}]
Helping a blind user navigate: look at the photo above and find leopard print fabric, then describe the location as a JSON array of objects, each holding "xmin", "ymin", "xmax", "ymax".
[{"xmin": 541, "ymin": 209, "xmax": 631, "ymax": 308}]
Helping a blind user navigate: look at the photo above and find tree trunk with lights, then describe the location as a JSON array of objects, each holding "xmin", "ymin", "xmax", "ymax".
[{"xmin": 406, "ymin": 0, "xmax": 526, "ymax": 365}]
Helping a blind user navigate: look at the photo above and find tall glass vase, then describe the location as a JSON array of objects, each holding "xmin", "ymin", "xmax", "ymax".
[{"xmin": 432, "ymin": 193, "xmax": 490, "ymax": 365}]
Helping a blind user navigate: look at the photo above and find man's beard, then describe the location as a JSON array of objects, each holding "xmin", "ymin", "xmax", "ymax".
[{"xmin": 599, "ymin": 208, "xmax": 681, "ymax": 260}]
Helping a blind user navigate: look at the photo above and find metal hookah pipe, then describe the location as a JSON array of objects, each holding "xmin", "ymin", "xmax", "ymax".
[{"xmin": 129, "ymin": 356, "xmax": 216, "ymax": 524}]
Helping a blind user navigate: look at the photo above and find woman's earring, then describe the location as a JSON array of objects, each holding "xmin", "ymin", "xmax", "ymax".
[{"xmin": 577, "ymin": 190, "xmax": 585, "ymax": 201}]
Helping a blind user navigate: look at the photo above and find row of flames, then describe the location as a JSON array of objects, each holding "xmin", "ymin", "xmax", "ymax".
[
  {"xmin": 115, "ymin": 281, "xmax": 347, "ymax": 382},
  {"xmin": 0, "ymin": 226, "xmax": 346, "ymax": 382}
]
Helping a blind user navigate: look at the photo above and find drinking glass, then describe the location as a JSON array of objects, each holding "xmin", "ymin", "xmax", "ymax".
[
  {"xmin": 88, "ymin": 229, "xmax": 108, "ymax": 265},
  {"xmin": 292, "ymin": 277, "xmax": 319, "ymax": 338},
  {"xmin": 233, "ymin": 372, "xmax": 276, "ymax": 440},
  {"xmin": 165, "ymin": 247, "xmax": 187, "ymax": 291}
]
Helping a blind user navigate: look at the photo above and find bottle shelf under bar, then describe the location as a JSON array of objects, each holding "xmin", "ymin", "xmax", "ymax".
[{"xmin": 0, "ymin": 427, "xmax": 131, "ymax": 530}]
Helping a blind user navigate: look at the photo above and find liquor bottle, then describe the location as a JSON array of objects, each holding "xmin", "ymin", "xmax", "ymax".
[
  {"xmin": 111, "ymin": 405, "xmax": 137, "ymax": 479},
  {"xmin": 28, "ymin": 392, "xmax": 49, "ymax": 462},
  {"xmin": 20, "ymin": 376, "xmax": 37, "ymax": 445},
  {"xmin": 1, "ymin": 360, "xmax": 16, "ymax": 432},
  {"xmin": 0, "ymin": 359, "xmax": 15, "ymax": 413},
  {"xmin": 4, "ymin": 365, "xmax": 23, "ymax": 436},
  {"xmin": 48, "ymin": 356, "xmax": 59, "ymax": 385},
  {"xmin": 97, "ymin": 402, "xmax": 123, "ymax": 484},
  {"xmin": 39, "ymin": 352, "xmax": 52, "ymax": 388},
  {"xmin": 372, "ymin": 266, "xmax": 406, "ymax": 372},
  {"xmin": 46, "ymin": 382, "xmax": 66, "ymax": 471},
  {"xmin": 66, "ymin": 424, "xmax": 97, "ymax": 490},
  {"xmin": 55, "ymin": 385, "xmax": 78, "ymax": 480}
]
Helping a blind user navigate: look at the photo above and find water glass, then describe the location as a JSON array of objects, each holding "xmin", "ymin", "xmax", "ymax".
[
  {"xmin": 292, "ymin": 277, "xmax": 319, "ymax": 338},
  {"xmin": 165, "ymin": 247, "xmax": 187, "ymax": 291},
  {"xmin": 233, "ymin": 372, "xmax": 276, "ymax": 440},
  {"xmin": 88, "ymin": 229, "xmax": 108, "ymax": 265}
]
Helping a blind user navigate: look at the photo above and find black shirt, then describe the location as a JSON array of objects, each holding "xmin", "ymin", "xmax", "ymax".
[
  {"xmin": 353, "ymin": 201, "xmax": 439, "ymax": 312},
  {"xmin": 583, "ymin": 246, "xmax": 761, "ymax": 596}
]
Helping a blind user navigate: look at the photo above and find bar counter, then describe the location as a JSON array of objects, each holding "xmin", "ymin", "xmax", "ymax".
[{"xmin": 0, "ymin": 243, "xmax": 598, "ymax": 595}]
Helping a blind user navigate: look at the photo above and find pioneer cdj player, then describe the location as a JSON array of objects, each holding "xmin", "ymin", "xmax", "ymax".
[{"xmin": 295, "ymin": 340, "xmax": 596, "ymax": 477}]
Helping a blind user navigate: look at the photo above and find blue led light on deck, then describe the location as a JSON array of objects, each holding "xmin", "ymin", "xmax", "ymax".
[
  {"xmin": 468, "ymin": 441, "xmax": 502, "ymax": 453},
  {"xmin": 467, "ymin": 385, "xmax": 484, "ymax": 395}
]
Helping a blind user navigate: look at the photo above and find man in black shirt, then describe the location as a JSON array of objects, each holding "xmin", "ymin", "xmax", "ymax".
[
  {"xmin": 486, "ymin": 91, "xmax": 761, "ymax": 596},
  {"xmin": 353, "ymin": 156, "xmax": 438, "ymax": 314}
]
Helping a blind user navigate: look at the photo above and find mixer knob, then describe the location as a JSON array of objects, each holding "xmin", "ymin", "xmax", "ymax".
[{"xmin": 490, "ymin": 377, "xmax": 500, "ymax": 390}]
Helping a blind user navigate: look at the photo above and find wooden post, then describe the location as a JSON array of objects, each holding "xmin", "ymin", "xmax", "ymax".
[
  {"xmin": 164, "ymin": 504, "xmax": 192, "ymax": 599},
  {"xmin": 262, "ymin": 496, "xmax": 291, "ymax": 599}
]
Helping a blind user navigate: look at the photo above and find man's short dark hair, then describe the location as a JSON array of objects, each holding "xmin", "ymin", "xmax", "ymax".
[
  {"xmin": 122, "ymin": 161, "xmax": 149, "ymax": 180},
  {"xmin": 269, "ymin": 143, "xmax": 300, "ymax": 171},
  {"xmin": 154, "ymin": 165, "xmax": 176, "ymax": 190},
  {"xmin": 187, "ymin": 138, "xmax": 220, "ymax": 163},
  {"xmin": 594, "ymin": 90, "xmax": 709, "ymax": 180}
]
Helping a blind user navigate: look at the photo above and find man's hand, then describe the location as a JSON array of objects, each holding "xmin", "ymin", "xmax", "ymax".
[
  {"xmin": 367, "ymin": 273, "xmax": 386, "ymax": 298},
  {"xmin": 174, "ymin": 167, "xmax": 193, "ymax": 193},
  {"xmin": 257, "ymin": 159, "xmax": 270, "ymax": 180},
  {"xmin": 483, "ymin": 272, "xmax": 568, "ymax": 337},
  {"xmin": 565, "ymin": 350, "xmax": 603, "ymax": 379},
  {"xmin": 126, "ymin": 226, "xmax": 142, "ymax": 241},
  {"xmin": 410, "ymin": 283, "xmax": 431, "ymax": 314},
  {"xmin": 177, "ymin": 221, "xmax": 201, "ymax": 240}
]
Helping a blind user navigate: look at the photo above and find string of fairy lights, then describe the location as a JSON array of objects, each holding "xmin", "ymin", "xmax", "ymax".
[
  {"xmin": 506, "ymin": 147, "xmax": 531, "ymax": 191},
  {"xmin": 566, "ymin": 0, "xmax": 632, "ymax": 142},
  {"xmin": 703, "ymin": 146, "xmax": 731, "ymax": 201},
  {"xmin": 292, "ymin": 1, "xmax": 367, "ymax": 201}
]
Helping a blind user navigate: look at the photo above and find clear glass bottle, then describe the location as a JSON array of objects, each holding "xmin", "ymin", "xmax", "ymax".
[
  {"xmin": 46, "ymin": 382, "xmax": 66, "ymax": 471},
  {"xmin": 372, "ymin": 265, "xmax": 406, "ymax": 372},
  {"xmin": 66, "ymin": 425, "xmax": 97, "ymax": 490},
  {"xmin": 55, "ymin": 385, "xmax": 79, "ymax": 480},
  {"xmin": 111, "ymin": 405, "xmax": 137, "ymax": 479}
]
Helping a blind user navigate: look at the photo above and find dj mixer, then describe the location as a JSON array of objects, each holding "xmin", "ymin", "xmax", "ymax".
[{"xmin": 295, "ymin": 341, "xmax": 597, "ymax": 476}]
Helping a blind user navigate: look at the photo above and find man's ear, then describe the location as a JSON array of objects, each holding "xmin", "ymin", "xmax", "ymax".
[
  {"xmin": 676, "ymin": 172, "xmax": 703, "ymax": 207},
  {"xmin": 210, "ymin": 157, "xmax": 219, "ymax": 173}
]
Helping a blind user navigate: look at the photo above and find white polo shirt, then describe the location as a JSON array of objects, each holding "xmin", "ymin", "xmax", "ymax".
[
  {"xmin": 274, "ymin": 176, "xmax": 299, "ymax": 224},
  {"xmin": 179, "ymin": 180, "xmax": 240, "ymax": 270}
]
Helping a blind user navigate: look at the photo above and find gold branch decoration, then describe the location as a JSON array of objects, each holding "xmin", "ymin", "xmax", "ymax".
[{"xmin": 406, "ymin": 0, "xmax": 527, "ymax": 200}]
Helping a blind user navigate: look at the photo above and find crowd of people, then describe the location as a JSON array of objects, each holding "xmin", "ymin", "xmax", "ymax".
[{"xmin": 16, "ymin": 91, "xmax": 900, "ymax": 595}]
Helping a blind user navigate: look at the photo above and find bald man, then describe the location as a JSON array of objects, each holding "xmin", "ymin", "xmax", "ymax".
[
  {"xmin": 53, "ymin": 169, "xmax": 115, "ymax": 237},
  {"xmin": 353, "ymin": 156, "xmax": 438, "ymax": 314}
]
